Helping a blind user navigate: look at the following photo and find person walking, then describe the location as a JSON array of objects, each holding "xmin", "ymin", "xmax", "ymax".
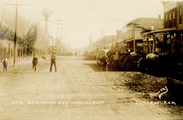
[
  {"xmin": 32, "ymin": 54, "xmax": 38, "ymax": 71},
  {"xmin": 50, "ymin": 52, "xmax": 57, "ymax": 72},
  {"xmin": 2, "ymin": 58, "xmax": 8, "ymax": 72},
  {"xmin": 102, "ymin": 53, "xmax": 108, "ymax": 71}
]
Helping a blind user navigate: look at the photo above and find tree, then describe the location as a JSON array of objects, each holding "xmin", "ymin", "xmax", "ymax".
[
  {"xmin": 0, "ymin": 9, "xmax": 47, "ymax": 56},
  {"xmin": 17, "ymin": 23, "xmax": 37, "ymax": 53}
]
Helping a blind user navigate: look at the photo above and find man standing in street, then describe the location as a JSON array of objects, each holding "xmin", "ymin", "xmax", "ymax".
[
  {"xmin": 2, "ymin": 58, "xmax": 8, "ymax": 72},
  {"xmin": 102, "ymin": 53, "xmax": 108, "ymax": 71},
  {"xmin": 32, "ymin": 54, "xmax": 38, "ymax": 71},
  {"xmin": 50, "ymin": 52, "xmax": 57, "ymax": 72}
]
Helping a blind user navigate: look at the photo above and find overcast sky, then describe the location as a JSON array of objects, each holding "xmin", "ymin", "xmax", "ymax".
[{"xmin": 1, "ymin": 0, "xmax": 169, "ymax": 48}]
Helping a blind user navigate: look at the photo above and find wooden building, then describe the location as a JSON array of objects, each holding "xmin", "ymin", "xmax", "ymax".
[{"xmin": 117, "ymin": 17, "xmax": 163, "ymax": 53}]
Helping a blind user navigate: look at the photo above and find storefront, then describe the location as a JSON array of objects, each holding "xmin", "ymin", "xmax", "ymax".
[{"xmin": 142, "ymin": 28, "xmax": 182, "ymax": 55}]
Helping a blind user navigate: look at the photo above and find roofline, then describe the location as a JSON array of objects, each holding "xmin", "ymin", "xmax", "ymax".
[
  {"xmin": 143, "ymin": 28, "xmax": 177, "ymax": 35},
  {"xmin": 116, "ymin": 38, "xmax": 143, "ymax": 44}
]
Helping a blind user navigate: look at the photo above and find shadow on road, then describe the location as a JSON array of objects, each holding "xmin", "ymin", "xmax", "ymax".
[
  {"xmin": 83, "ymin": 62, "xmax": 139, "ymax": 72},
  {"xmin": 83, "ymin": 63, "xmax": 103, "ymax": 72},
  {"xmin": 165, "ymin": 77, "xmax": 183, "ymax": 106},
  {"xmin": 84, "ymin": 61, "xmax": 183, "ymax": 107}
]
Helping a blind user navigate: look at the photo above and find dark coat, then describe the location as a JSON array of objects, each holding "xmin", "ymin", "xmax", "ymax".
[
  {"xmin": 102, "ymin": 56, "xmax": 108, "ymax": 65},
  {"xmin": 3, "ymin": 60, "xmax": 7, "ymax": 66},
  {"xmin": 32, "ymin": 57, "xmax": 38, "ymax": 65},
  {"xmin": 51, "ymin": 55, "xmax": 56, "ymax": 62}
]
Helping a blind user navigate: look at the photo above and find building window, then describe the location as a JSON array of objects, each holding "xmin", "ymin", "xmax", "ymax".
[
  {"xmin": 166, "ymin": 14, "xmax": 168, "ymax": 22},
  {"xmin": 169, "ymin": 13, "xmax": 171, "ymax": 20},
  {"xmin": 169, "ymin": 13, "xmax": 172, "ymax": 27},
  {"xmin": 179, "ymin": 6, "xmax": 182, "ymax": 24}
]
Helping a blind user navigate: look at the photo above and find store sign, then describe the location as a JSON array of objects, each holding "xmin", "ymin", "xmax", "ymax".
[
  {"xmin": 137, "ymin": 43, "xmax": 144, "ymax": 46},
  {"xmin": 149, "ymin": 38, "xmax": 153, "ymax": 41},
  {"xmin": 144, "ymin": 43, "xmax": 148, "ymax": 46},
  {"xmin": 164, "ymin": 2, "xmax": 177, "ymax": 12}
]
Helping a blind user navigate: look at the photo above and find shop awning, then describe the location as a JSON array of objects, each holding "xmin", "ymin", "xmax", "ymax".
[
  {"xmin": 143, "ymin": 28, "xmax": 177, "ymax": 35},
  {"xmin": 117, "ymin": 38, "xmax": 143, "ymax": 44}
]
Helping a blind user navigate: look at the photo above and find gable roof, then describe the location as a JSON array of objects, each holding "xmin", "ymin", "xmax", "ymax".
[{"xmin": 127, "ymin": 17, "xmax": 163, "ymax": 30}]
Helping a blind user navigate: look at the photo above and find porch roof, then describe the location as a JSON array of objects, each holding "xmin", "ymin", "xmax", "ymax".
[{"xmin": 143, "ymin": 28, "xmax": 177, "ymax": 35}]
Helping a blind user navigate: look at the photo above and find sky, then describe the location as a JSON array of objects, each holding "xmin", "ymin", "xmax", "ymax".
[{"xmin": 0, "ymin": 0, "xmax": 169, "ymax": 49}]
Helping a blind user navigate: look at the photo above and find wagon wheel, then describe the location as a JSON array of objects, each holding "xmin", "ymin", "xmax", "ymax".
[
  {"xmin": 120, "ymin": 57, "xmax": 128, "ymax": 70},
  {"xmin": 110, "ymin": 60, "xmax": 115, "ymax": 68},
  {"xmin": 137, "ymin": 57, "xmax": 147, "ymax": 71}
]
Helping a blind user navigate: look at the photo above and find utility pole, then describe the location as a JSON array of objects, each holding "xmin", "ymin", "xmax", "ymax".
[
  {"xmin": 40, "ymin": 19, "xmax": 62, "ymax": 53},
  {"xmin": 59, "ymin": 24, "xmax": 64, "ymax": 54},
  {"xmin": 5, "ymin": 0, "xmax": 30, "ymax": 67},
  {"xmin": 134, "ymin": 25, "xmax": 136, "ymax": 52},
  {"xmin": 60, "ymin": 24, "xmax": 64, "ymax": 46},
  {"xmin": 14, "ymin": 0, "xmax": 18, "ymax": 67},
  {"xmin": 41, "ymin": 19, "xmax": 62, "ymax": 46},
  {"xmin": 42, "ymin": 8, "xmax": 53, "ymax": 56},
  {"xmin": 56, "ymin": 20, "xmax": 62, "ymax": 47}
]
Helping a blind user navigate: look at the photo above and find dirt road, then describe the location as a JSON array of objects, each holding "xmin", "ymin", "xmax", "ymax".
[{"xmin": 0, "ymin": 56, "xmax": 182, "ymax": 120}]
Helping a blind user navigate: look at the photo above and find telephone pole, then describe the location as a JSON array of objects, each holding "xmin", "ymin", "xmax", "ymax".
[
  {"xmin": 48, "ymin": 20, "xmax": 62, "ymax": 48},
  {"xmin": 5, "ymin": 0, "xmax": 30, "ymax": 67},
  {"xmin": 56, "ymin": 20, "xmax": 62, "ymax": 47},
  {"xmin": 60, "ymin": 24, "xmax": 64, "ymax": 46},
  {"xmin": 42, "ymin": 8, "xmax": 53, "ymax": 55}
]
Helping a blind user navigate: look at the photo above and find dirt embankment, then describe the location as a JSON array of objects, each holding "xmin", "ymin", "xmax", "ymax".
[{"xmin": 113, "ymin": 72, "xmax": 183, "ymax": 106}]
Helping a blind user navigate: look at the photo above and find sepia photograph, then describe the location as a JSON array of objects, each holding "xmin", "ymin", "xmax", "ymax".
[{"xmin": 0, "ymin": 0, "xmax": 183, "ymax": 119}]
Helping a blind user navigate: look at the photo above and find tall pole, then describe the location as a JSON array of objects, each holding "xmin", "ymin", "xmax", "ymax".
[
  {"xmin": 56, "ymin": 21, "xmax": 58, "ymax": 47},
  {"xmin": 44, "ymin": 13, "xmax": 48, "ymax": 56},
  {"xmin": 13, "ymin": 0, "xmax": 18, "ymax": 67},
  {"xmin": 133, "ymin": 25, "xmax": 136, "ymax": 52},
  {"xmin": 56, "ymin": 20, "xmax": 62, "ymax": 47},
  {"xmin": 45, "ymin": 13, "xmax": 48, "ymax": 47},
  {"xmin": 60, "ymin": 24, "xmax": 63, "ymax": 47},
  {"xmin": 60, "ymin": 24, "xmax": 64, "ymax": 53},
  {"xmin": 41, "ymin": 19, "xmax": 62, "ymax": 48},
  {"xmin": 42, "ymin": 8, "xmax": 52, "ymax": 55},
  {"xmin": 5, "ymin": 0, "xmax": 30, "ymax": 67}
]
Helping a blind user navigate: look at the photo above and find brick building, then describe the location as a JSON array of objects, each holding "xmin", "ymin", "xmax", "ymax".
[{"xmin": 143, "ymin": 2, "xmax": 183, "ymax": 55}]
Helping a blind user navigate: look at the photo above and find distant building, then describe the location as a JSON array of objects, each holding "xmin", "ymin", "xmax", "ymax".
[
  {"xmin": 95, "ymin": 35, "xmax": 116, "ymax": 50},
  {"xmin": 117, "ymin": 17, "xmax": 163, "ymax": 53},
  {"xmin": 0, "ymin": 39, "xmax": 15, "ymax": 62},
  {"xmin": 116, "ymin": 30, "xmax": 122, "ymax": 43}
]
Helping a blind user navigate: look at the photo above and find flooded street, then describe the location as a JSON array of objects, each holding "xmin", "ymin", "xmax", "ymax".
[{"xmin": 0, "ymin": 56, "xmax": 182, "ymax": 120}]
